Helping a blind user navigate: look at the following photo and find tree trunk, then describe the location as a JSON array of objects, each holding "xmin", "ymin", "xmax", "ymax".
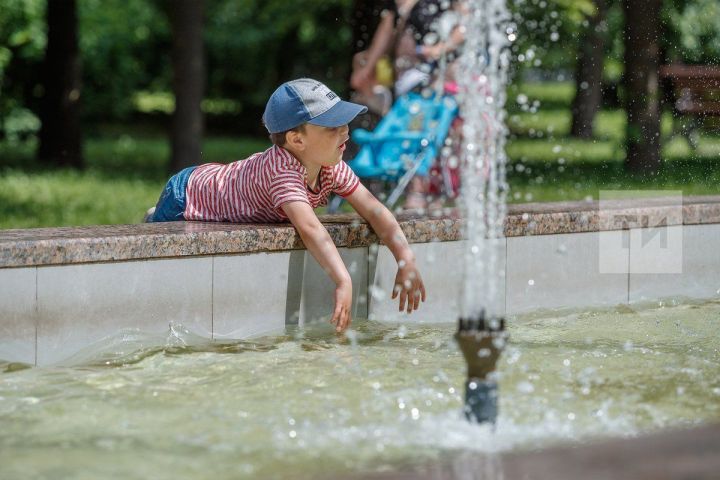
[
  {"xmin": 622, "ymin": 0, "xmax": 662, "ymax": 174},
  {"xmin": 570, "ymin": 0, "xmax": 607, "ymax": 139},
  {"xmin": 38, "ymin": 0, "xmax": 83, "ymax": 168},
  {"xmin": 168, "ymin": 0, "xmax": 205, "ymax": 173}
]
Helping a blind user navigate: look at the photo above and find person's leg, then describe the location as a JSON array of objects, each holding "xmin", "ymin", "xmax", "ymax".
[
  {"xmin": 147, "ymin": 166, "xmax": 196, "ymax": 222},
  {"xmin": 403, "ymin": 175, "xmax": 429, "ymax": 210}
]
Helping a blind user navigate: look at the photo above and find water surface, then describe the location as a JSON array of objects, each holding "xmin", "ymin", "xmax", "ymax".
[{"xmin": 1, "ymin": 300, "xmax": 719, "ymax": 479}]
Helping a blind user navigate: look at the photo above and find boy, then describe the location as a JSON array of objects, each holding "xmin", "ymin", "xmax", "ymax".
[{"xmin": 147, "ymin": 78, "xmax": 426, "ymax": 332}]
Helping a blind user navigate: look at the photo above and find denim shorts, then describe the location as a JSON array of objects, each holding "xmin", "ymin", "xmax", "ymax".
[{"xmin": 148, "ymin": 166, "xmax": 197, "ymax": 222}]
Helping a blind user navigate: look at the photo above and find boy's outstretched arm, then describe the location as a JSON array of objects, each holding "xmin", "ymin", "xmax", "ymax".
[
  {"xmin": 282, "ymin": 201, "xmax": 353, "ymax": 332},
  {"xmin": 346, "ymin": 184, "xmax": 426, "ymax": 313}
]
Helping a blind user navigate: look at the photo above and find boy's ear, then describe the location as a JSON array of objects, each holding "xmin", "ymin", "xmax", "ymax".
[{"xmin": 285, "ymin": 129, "xmax": 306, "ymax": 151}]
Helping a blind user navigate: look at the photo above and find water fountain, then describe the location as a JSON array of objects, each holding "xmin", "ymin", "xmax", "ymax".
[{"xmin": 454, "ymin": 0, "xmax": 512, "ymax": 423}]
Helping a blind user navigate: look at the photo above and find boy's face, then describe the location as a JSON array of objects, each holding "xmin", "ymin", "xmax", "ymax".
[{"xmin": 300, "ymin": 123, "xmax": 350, "ymax": 167}]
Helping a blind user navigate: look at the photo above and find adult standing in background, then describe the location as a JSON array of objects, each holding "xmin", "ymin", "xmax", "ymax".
[{"xmin": 349, "ymin": 0, "xmax": 465, "ymax": 210}]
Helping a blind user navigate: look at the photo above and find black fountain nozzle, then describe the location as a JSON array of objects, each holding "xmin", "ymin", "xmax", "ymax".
[{"xmin": 455, "ymin": 309, "xmax": 507, "ymax": 424}]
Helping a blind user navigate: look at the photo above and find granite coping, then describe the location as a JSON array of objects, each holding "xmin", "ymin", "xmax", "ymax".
[
  {"xmin": 359, "ymin": 423, "xmax": 720, "ymax": 480},
  {"xmin": 1, "ymin": 195, "xmax": 719, "ymax": 268}
]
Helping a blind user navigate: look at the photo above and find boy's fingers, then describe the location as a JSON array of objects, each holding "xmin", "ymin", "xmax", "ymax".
[
  {"xmin": 340, "ymin": 310, "xmax": 348, "ymax": 330},
  {"xmin": 420, "ymin": 283, "xmax": 427, "ymax": 302},
  {"xmin": 398, "ymin": 291, "xmax": 407, "ymax": 312},
  {"xmin": 337, "ymin": 309, "xmax": 351, "ymax": 332},
  {"xmin": 331, "ymin": 305, "xmax": 342, "ymax": 326}
]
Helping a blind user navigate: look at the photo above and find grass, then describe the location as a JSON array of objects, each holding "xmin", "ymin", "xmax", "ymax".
[
  {"xmin": 1, "ymin": 82, "xmax": 719, "ymax": 229},
  {"xmin": 0, "ymin": 169, "xmax": 162, "ymax": 229},
  {"xmin": 0, "ymin": 135, "xmax": 271, "ymax": 229}
]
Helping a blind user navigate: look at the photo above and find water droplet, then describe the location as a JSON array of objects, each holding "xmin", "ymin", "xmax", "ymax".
[
  {"xmin": 370, "ymin": 285, "xmax": 387, "ymax": 301},
  {"xmin": 397, "ymin": 325, "xmax": 408, "ymax": 339},
  {"xmin": 516, "ymin": 381, "xmax": 534, "ymax": 393}
]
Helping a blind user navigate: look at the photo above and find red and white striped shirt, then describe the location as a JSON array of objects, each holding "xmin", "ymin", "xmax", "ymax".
[{"xmin": 184, "ymin": 145, "xmax": 359, "ymax": 222}]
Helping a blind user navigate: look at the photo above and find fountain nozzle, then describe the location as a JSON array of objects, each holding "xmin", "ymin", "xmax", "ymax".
[{"xmin": 455, "ymin": 311, "xmax": 507, "ymax": 424}]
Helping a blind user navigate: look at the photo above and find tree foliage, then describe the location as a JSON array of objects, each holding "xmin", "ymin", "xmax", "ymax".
[
  {"xmin": 0, "ymin": 0, "xmax": 718, "ymax": 141},
  {"xmin": 79, "ymin": 0, "xmax": 170, "ymax": 121},
  {"xmin": 204, "ymin": 0, "xmax": 353, "ymax": 113},
  {"xmin": 664, "ymin": 0, "xmax": 720, "ymax": 64},
  {"xmin": 0, "ymin": 0, "xmax": 45, "ymax": 141}
]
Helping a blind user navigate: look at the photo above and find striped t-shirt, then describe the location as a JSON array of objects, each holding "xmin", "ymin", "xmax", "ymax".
[{"xmin": 184, "ymin": 145, "xmax": 359, "ymax": 222}]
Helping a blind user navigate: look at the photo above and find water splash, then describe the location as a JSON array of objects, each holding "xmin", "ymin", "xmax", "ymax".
[{"xmin": 456, "ymin": 0, "xmax": 512, "ymax": 320}]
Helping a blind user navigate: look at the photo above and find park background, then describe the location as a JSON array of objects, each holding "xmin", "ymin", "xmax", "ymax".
[{"xmin": 0, "ymin": 0, "xmax": 718, "ymax": 229}]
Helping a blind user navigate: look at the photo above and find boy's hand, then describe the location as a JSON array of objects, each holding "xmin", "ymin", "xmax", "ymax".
[
  {"xmin": 332, "ymin": 281, "xmax": 353, "ymax": 332},
  {"xmin": 282, "ymin": 201, "xmax": 354, "ymax": 333},
  {"xmin": 392, "ymin": 260, "xmax": 426, "ymax": 313}
]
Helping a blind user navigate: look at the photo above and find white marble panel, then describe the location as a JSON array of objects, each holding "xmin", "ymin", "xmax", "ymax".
[
  {"xmin": 299, "ymin": 247, "xmax": 368, "ymax": 326},
  {"xmin": 506, "ymin": 231, "xmax": 629, "ymax": 314},
  {"xmin": 630, "ymin": 224, "xmax": 720, "ymax": 303},
  {"xmin": 0, "ymin": 267, "xmax": 36, "ymax": 365},
  {"xmin": 213, "ymin": 252, "xmax": 292, "ymax": 339},
  {"xmin": 37, "ymin": 258, "xmax": 212, "ymax": 365},
  {"xmin": 368, "ymin": 240, "xmax": 503, "ymax": 324}
]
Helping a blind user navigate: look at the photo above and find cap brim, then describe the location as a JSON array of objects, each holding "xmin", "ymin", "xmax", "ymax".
[{"xmin": 307, "ymin": 100, "xmax": 368, "ymax": 128}]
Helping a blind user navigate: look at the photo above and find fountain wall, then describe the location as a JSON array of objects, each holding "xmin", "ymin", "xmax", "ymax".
[{"xmin": 1, "ymin": 196, "xmax": 719, "ymax": 365}]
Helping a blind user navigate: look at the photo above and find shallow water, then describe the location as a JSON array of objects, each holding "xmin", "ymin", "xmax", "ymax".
[{"xmin": 1, "ymin": 300, "xmax": 719, "ymax": 479}]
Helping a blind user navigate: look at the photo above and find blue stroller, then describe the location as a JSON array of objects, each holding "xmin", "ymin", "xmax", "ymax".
[{"xmin": 331, "ymin": 92, "xmax": 459, "ymax": 211}]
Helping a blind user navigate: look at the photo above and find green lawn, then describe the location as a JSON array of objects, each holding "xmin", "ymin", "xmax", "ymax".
[
  {"xmin": 0, "ymin": 135, "xmax": 271, "ymax": 229},
  {"xmin": 1, "ymin": 82, "xmax": 719, "ymax": 229}
]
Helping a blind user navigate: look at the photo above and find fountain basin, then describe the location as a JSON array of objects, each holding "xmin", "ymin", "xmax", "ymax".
[
  {"xmin": 1, "ymin": 195, "xmax": 719, "ymax": 366},
  {"xmin": 1, "ymin": 195, "xmax": 719, "ymax": 478}
]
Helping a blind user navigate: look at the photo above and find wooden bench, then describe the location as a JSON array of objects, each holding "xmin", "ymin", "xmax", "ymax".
[{"xmin": 660, "ymin": 64, "xmax": 720, "ymax": 148}]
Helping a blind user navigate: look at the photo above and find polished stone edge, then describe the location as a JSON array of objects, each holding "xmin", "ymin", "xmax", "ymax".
[
  {"xmin": 1, "ymin": 196, "xmax": 719, "ymax": 268},
  {"xmin": 358, "ymin": 423, "xmax": 720, "ymax": 480}
]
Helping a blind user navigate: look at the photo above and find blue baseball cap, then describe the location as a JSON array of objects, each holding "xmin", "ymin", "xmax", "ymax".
[{"xmin": 263, "ymin": 78, "xmax": 368, "ymax": 134}]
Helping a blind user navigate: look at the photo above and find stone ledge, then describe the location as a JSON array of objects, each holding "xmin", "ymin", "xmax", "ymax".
[
  {"xmin": 1, "ymin": 195, "xmax": 719, "ymax": 268},
  {"xmin": 361, "ymin": 423, "xmax": 720, "ymax": 480}
]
